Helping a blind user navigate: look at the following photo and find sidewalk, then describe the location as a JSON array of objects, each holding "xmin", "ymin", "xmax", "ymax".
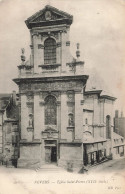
[{"xmin": 88, "ymin": 157, "xmax": 125, "ymax": 174}]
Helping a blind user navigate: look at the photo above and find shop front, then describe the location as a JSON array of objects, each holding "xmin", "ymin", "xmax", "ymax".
[{"xmin": 83, "ymin": 142, "xmax": 107, "ymax": 166}]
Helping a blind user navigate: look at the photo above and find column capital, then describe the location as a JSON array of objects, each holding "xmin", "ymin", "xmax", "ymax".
[
  {"xmin": 39, "ymin": 101, "xmax": 45, "ymax": 106},
  {"xmin": 30, "ymin": 45, "xmax": 34, "ymax": 49},
  {"xmin": 38, "ymin": 44, "xmax": 44, "ymax": 49},
  {"xmin": 26, "ymin": 102, "xmax": 33, "ymax": 107},
  {"xmin": 81, "ymin": 100, "xmax": 84, "ymax": 105},
  {"xmin": 66, "ymin": 41, "xmax": 70, "ymax": 46},
  {"xmin": 57, "ymin": 101, "xmax": 61, "ymax": 106}
]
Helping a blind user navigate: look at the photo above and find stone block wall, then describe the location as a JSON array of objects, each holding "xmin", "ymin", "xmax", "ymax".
[
  {"xmin": 58, "ymin": 143, "xmax": 83, "ymax": 168},
  {"xmin": 18, "ymin": 143, "xmax": 41, "ymax": 168}
]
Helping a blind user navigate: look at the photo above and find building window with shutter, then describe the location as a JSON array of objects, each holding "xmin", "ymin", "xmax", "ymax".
[{"xmin": 44, "ymin": 38, "xmax": 56, "ymax": 65}]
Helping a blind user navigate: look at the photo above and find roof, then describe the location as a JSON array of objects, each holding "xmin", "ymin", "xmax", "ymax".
[
  {"xmin": 6, "ymin": 104, "xmax": 19, "ymax": 120},
  {"xmin": 0, "ymin": 93, "xmax": 19, "ymax": 120},
  {"xmin": 85, "ymin": 90, "xmax": 102, "ymax": 95},
  {"xmin": 25, "ymin": 5, "xmax": 73, "ymax": 29},
  {"xmin": 13, "ymin": 75, "xmax": 89, "ymax": 84},
  {"xmin": 83, "ymin": 131, "xmax": 107, "ymax": 144},
  {"xmin": 0, "ymin": 93, "xmax": 12, "ymax": 110},
  {"xmin": 84, "ymin": 89, "xmax": 116, "ymax": 101},
  {"xmin": 84, "ymin": 67, "xmax": 116, "ymax": 101},
  {"xmin": 113, "ymin": 132, "xmax": 124, "ymax": 139}
]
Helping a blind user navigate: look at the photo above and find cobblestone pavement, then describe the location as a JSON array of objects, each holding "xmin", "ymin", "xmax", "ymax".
[{"xmin": 89, "ymin": 157, "xmax": 125, "ymax": 176}]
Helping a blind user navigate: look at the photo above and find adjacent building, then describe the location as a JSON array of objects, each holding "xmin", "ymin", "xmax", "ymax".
[
  {"xmin": 0, "ymin": 92, "xmax": 19, "ymax": 167},
  {"xmin": 114, "ymin": 110, "xmax": 125, "ymax": 137},
  {"xmin": 112, "ymin": 132, "xmax": 124, "ymax": 159}
]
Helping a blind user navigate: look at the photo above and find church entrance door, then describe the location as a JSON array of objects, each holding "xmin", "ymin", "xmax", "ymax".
[{"xmin": 45, "ymin": 140, "xmax": 57, "ymax": 163}]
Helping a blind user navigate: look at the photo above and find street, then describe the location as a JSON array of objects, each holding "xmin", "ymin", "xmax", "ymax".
[
  {"xmin": 89, "ymin": 157, "xmax": 125, "ymax": 176},
  {"xmin": 0, "ymin": 158, "xmax": 125, "ymax": 194}
]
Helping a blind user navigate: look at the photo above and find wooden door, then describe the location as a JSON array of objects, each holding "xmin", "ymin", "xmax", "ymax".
[
  {"xmin": 45, "ymin": 147, "xmax": 51, "ymax": 163},
  {"xmin": 51, "ymin": 147, "xmax": 57, "ymax": 162}
]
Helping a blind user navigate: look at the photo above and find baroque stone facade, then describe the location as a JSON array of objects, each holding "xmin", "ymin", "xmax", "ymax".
[{"xmin": 12, "ymin": 5, "xmax": 124, "ymax": 170}]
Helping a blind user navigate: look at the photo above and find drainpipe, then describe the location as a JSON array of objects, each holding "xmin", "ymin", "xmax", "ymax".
[
  {"xmin": 1, "ymin": 111, "xmax": 4, "ymax": 162},
  {"xmin": 111, "ymin": 118, "xmax": 114, "ymax": 159}
]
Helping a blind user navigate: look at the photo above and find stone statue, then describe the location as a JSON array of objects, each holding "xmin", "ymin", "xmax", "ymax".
[
  {"xmin": 21, "ymin": 48, "xmax": 26, "ymax": 64},
  {"xmin": 29, "ymin": 114, "xmax": 33, "ymax": 127},
  {"xmin": 69, "ymin": 114, "xmax": 74, "ymax": 126}
]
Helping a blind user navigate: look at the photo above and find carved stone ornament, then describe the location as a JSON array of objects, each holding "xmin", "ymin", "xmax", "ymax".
[
  {"xmin": 57, "ymin": 42, "xmax": 61, "ymax": 47},
  {"xmin": 32, "ymin": 32, "xmax": 39, "ymax": 37},
  {"xmin": 40, "ymin": 31, "xmax": 59, "ymax": 39},
  {"xmin": 20, "ymin": 81, "xmax": 82, "ymax": 92},
  {"xmin": 27, "ymin": 95, "xmax": 33, "ymax": 101},
  {"xmin": 27, "ymin": 84, "xmax": 31, "ymax": 90},
  {"xmin": 81, "ymin": 100, "xmax": 84, "ymax": 105},
  {"xmin": 66, "ymin": 41, "xmax": 70, "ymax": 46},
  {"xmin": 26, "ymin": 91, "xmax": 34, "ymax": 101},
  {"xmin": 39, "ymin": 91, "xmax": 60, "ymax": 101},
  {"xmin": 39, "ymin": 101, "xmax": 45, "ymax": 106},
  {"xmin": 38, "ymin": 44, "xmax": 44, "ymax": 49},
  {"xmin": 26, "ymin": 102, "xmax": 33, "ymax": 108},
  {"xmin": 68, "ymin": 105, "xmax": 74, "ymax": 114},
  {"xmin": 45, "ymin": 11, "xmax": 52, "ymax": 20},
  {"xmin": 67, "ymin": 126, "xmax": 74, "ymax": 132},
  {"xmin": 30, "ymin": 45, "xmax": 33, "ymax": 49},
  {"xmin": 33, "ymin": 11, "xmax": 62, "ymax": 23},
  {"xmin": 27, "ymin": 127, "xmax": 34, "ymax": 132},
  {"xmin": 39, "ymin": 91, "xmax": 49, "ymax": 100},
  {"xmin": 67, "ymin": 91, "xmax": 75, "ymax": 102},
  {"xmin": 57, "ymin": 101, "xmax": 61, "ymax": 106}
]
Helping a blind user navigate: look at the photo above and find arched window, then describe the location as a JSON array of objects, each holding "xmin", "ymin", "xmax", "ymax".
[
  {"xmin": 106, "ymin": 115, "xmax": 111, "ymax": 139},
  {"xmin": 45, "ymin": 96, "xmax": 57, "ymax": 125},
  {"xmin": 44, "ymin": 38, "xmax": 56, "ymax": 65}
]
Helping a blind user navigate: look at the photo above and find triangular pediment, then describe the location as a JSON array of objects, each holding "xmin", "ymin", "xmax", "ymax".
[
  {"xmin": 32, "ymin": 9, "xmax": 65, "ymax": 22},
  {"xmin": 25, "ymin": 5, "xmax": 73, "ymax": 29}
]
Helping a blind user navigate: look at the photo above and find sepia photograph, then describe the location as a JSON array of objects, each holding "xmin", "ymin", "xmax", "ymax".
[{"xmin": 0, "ymin": 0, "xmax": 125, "ymax": 193}]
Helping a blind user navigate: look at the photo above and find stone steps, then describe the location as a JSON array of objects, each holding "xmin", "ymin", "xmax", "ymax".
[{"xmin": 35, "ymin": 164, "xmax": 64, "ymax": 173}]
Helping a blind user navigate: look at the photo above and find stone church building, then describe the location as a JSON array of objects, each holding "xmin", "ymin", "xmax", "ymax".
[{"xmin": 13, "ymin": 5, "xmax": 123, "ymax": 169}]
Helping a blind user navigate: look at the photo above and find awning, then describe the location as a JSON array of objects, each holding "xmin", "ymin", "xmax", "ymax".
[{"xmin": 83, "ymin": 138, "xmax": 107, "ymax": 144}]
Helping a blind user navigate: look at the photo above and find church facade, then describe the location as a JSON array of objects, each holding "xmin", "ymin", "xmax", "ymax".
[{"xmin": 13, "ymin": 5, "xmax": 122, "ymax": 169}]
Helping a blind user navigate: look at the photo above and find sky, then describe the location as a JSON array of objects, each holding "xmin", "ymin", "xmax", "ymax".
[{"xmin": 0, "ymin": 0, "xmax": 125, "ymax": 113}]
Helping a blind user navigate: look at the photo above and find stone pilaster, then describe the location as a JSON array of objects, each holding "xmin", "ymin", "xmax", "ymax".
[
  {"xmin": 60, "ymin": 93, "xmax": 68, "ymax": 139},
  {"xmin": 20, "ymin": 94, "xmax": 29, "ymax": 140},
  {"xmin": 37, "ymin": 34, "xmax": 44, "ymax": 70},
  {"xmin": 33, "ymin": 33, "xmax": 40, "ymax": 73},
  {"xmin": 57, "ymin": 101, "xmax": 61, "ymax": 138},
  {"xmin": 75, "ymin": 92, "xmax": 83, "ymax": 140},
  {"xmin": 93, "ymin": 95, "xmax": 100, "ymax": 124},
  {"xmin": 56, "ymin": 32, "xmax": 61, "ymax": 64},
  {"xmin": 34, "ymin": 94, "xmax": 44, "ymax": 140},
  {"xmin": 61, "ymin": 30, "xmax": 68, "ymax": 72}
]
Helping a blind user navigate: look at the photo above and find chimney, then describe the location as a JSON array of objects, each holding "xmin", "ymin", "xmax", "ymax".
[
  {"xmin": 12, "ymin": 91, "xmax": 16, "ymax": 106},
  {"xmin": 115, "ymin": 110, "xmax": 119, "ymax": 118}
]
